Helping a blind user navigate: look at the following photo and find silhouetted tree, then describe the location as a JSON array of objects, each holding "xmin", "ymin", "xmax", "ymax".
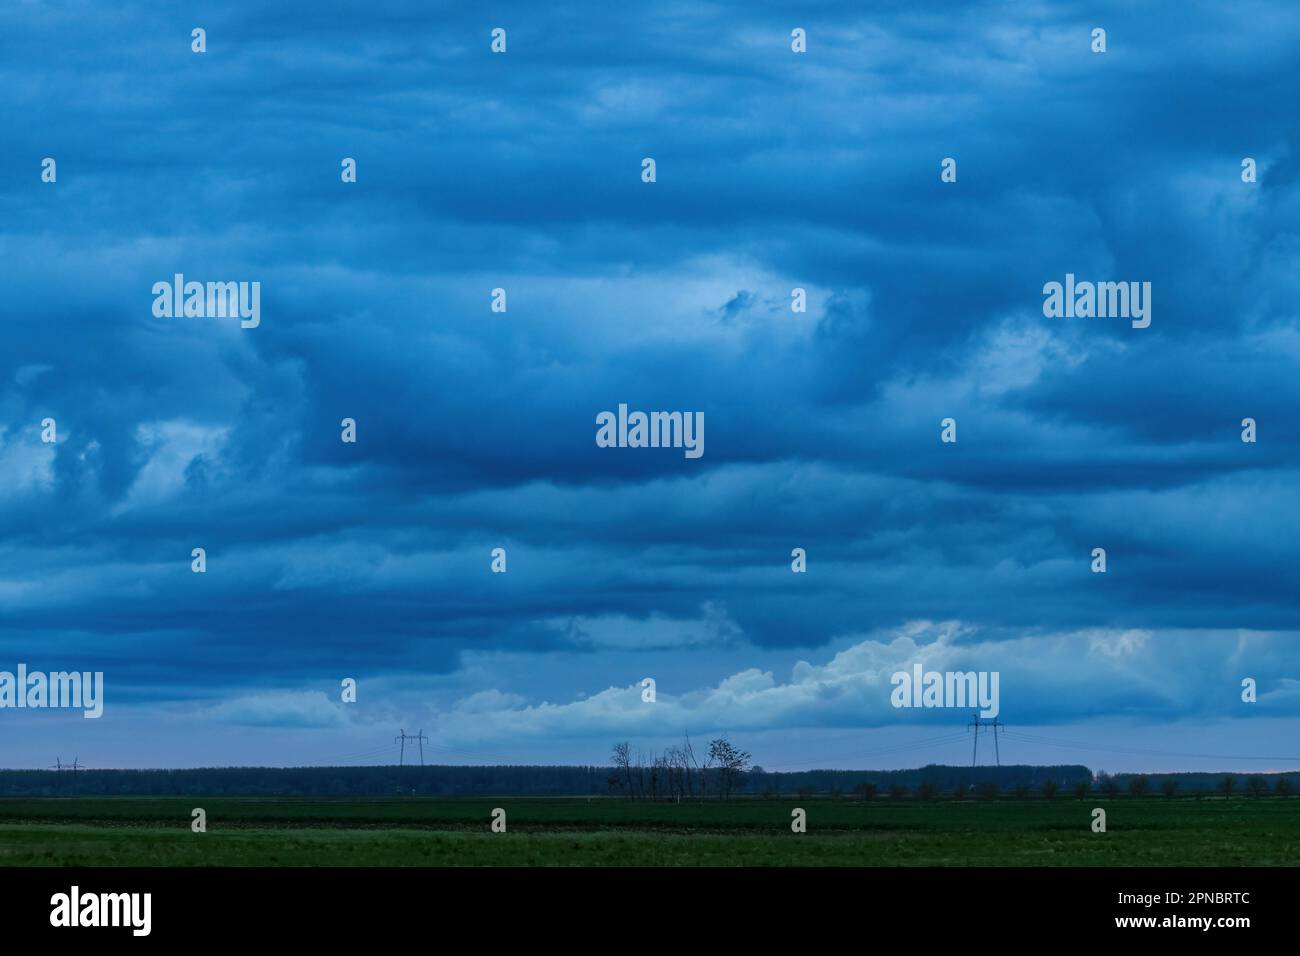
[
  {"xmin": 611, "ymin": 742, "xmax": 633, "ymax": 800},
  {"xmin": 707, "ymin": 737, "xmax": 751, "ymax": 800}
]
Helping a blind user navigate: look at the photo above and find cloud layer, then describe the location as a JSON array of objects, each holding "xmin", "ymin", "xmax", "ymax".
[{"xmin": 0, "ymin": 1, "xmax": 1297, "ymax": 770}]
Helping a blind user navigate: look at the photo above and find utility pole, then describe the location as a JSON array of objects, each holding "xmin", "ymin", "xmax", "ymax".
[
  {"xmin": 50, "ymin": 757, "xmax": 82, "ymax": 795},
  {"xmin": 395, "ymin": 730, "xmax": 429, "ymax": 767},
  {"xmin": 967, "ymin": 717, "xmax": 1006, "ymax": 767}
]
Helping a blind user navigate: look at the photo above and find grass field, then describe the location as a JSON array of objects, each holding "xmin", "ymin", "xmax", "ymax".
[{"xmin": 1, "ymin": 796, "xmax": 1296, "ymax": 866}]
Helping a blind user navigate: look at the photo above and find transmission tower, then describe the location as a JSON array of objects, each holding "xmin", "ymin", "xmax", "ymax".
[
  {"xmin": 395, "ymin": 729, "xmax": 428, "ymax": 767},
  {"xmin": 967, "ymin": 716, "xmax": 1005, "ymax": 767}
]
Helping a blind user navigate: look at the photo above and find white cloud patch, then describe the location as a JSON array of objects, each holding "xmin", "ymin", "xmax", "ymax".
[
  {"xmin": 416, "ymin": 622, "xmax": 1300, "ymax": 747},
  {"xmin": 208, "ymin": 690, "xmax": 348, "ymax": 729},
  {"xmin": 118, "ymin": 420, "xmax": 229, "ymax": 511},
  {"xmin": 547, "ymin": 601, "xmax": 742, "ymax": 650},
  {"xmin": 0, "ymin": 425, "xmax": 55, "ymax": 498}
]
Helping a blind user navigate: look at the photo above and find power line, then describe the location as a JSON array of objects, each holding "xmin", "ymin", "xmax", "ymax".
[
  {"xmin": 309, "ymin": 736, "xmax": 538, "ymax": 768},
  {"xmin": 760, "ymin": 730, "xmax": 972, "ymax": 771},
  {"xmin": 395, "ymin": 729, "xmax": 428, "ymax": 767},
  {"xmin": 307, "ymin": 744, "xmax": 399, "ymax": 765},
  {"xmin": 776, "ymin": 732, "xmax": 970, "ymax": 767},
  {"xmin": 968, "ymin": 715, "xmax": 1005, "ymax": 767},
  {"xmin": 1000, "ymin": 730, "xmax": 1300, "ymax": 764}
]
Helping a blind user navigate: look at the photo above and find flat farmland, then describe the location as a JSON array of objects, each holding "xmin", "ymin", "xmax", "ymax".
[{"xmin": 0, "ymin": 796, "xmax": 1296, "ymax": 866}]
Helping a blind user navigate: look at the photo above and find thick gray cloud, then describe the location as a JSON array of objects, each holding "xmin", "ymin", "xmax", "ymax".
[{"xmin": 0, "ymin": 0, "xmax": 1296, "ymax": 768}]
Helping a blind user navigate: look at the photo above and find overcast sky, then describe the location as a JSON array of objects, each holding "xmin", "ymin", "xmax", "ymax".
[{"xmin": 1, "ymin": 0, "xmax": 1298, "ymax": 773}]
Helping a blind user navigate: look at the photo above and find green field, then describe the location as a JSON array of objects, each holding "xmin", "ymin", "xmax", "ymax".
[{"xmin": 1, "ymin": 796, "xmax": 1296, "ymax": 866}]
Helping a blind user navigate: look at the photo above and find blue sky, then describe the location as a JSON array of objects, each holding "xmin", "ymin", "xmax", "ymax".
[{"xmin": 1, "ymin": 0, "xmax": 1298, "ymax": 773}]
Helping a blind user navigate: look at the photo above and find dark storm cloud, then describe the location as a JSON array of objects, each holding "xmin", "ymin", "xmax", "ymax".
[{"xmin": 0, "ymin": 0, "xmax": 1296, "ymax": 760}]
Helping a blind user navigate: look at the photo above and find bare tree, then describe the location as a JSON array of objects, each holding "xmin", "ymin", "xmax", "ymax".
[
  {"xmin": 683, "ymin": 732, "xmax": 700, "ymax": 798},
  {"xmin": 662, "ymin": 745, "xmax": 685, "ymax": 800},
  {"xmin": 707, "ymin": 737, "xmax": 751, "ymax": 800},
  {"xmin": 611, "ymin": 742, "xmax": 633, "ymax": 800},
  {"xmin": 647, "ymin": 751, "xmax": 664, "ymax": 801},
  {"xmin": 1247, "ymin": 775, "xmax": 1269, "ymax": 798},
  {"xmin": 1160, "ymin": 778, "xmax": 1178, "ymax": 799},
  {"xmin": 634, "ymin": 748, "xmax": 647, "ymax": 800}
]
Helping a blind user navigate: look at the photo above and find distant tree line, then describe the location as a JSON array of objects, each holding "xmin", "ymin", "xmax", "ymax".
[
  {"xmin": 751, "ymin": 762, "xmax": 1093, "ymax": 799},
  {"xmin": 1099, "ymin": 771, "xmax": 1297, "ymax": 799},
  {"xmin": 0, "ymin": 765, "xmax": 613, "ymax": 798},
  {"xmin": 0, "ymin": 761, "xmax": 1293, "ymax": 799}
]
